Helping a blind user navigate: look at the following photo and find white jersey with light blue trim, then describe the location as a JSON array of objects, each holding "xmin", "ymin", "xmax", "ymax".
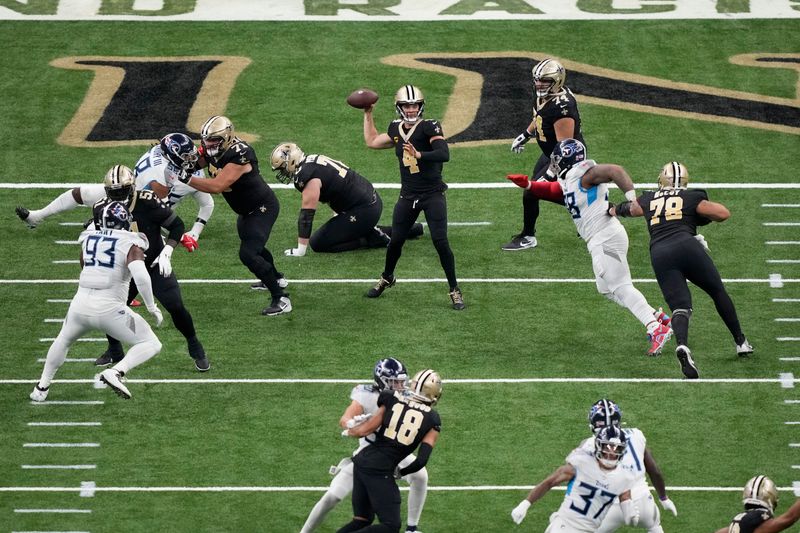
[
  {"xmin": 349, "ymin": 384, "xmax": 380, "ymax": 455},
  {"xmin": 580, "ymin": 428, "xmax": 650, "ymax": 498},
  {"xmin": 559, "ymin": 159, "xmax": 615, "ymax": 242},
  {"xmin": 133, "ymin": 144, "xmax": 205, "ymax": 208},
  {"xmin": 556, "ymin": 446, "xmax": 639, "ymax": 531},
  {"xmin": 72, "ymin": 228, "xmax": 148, "ymax": 314}
]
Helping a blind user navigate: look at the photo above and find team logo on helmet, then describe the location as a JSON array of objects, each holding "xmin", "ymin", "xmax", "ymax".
[
  {"xmin": 94, "ymin": 200, "xmax": 131, "ymax": 231},
  {"xmin": 270, "ymin": 142, "xmax": 306, "ymax": 184},
  {"xmin": 549, "ymin": 138, "xmax": 587, "ymax": 179},
  {"xmin": 373, "ymin": 358, "xmax": 409, "ymax": 392},
  {"xmin": 588, "ymin": 399, "xmax": 622, "ymax": 434},
  {"xmin": 594, "ymin": 425, "xmax": 627, "ymax": 469}
]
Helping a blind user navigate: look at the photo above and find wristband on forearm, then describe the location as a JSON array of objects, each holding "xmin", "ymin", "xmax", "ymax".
[
  {"xmin": 616, "ymin": 201, "xmax": 633, "ymax": 217},
  {"xmin": 297, "ymin": 208, "xmax": 316, "ymax": 239}
]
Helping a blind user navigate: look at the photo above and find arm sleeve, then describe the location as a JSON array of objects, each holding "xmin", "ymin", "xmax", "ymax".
[
  {"xmin": 128, "ymin": 259, "xmax": 157, "ymax": 309},
  {"xmin": 162, "ymin": 211, "xmax": 185, "ymax": 243},
  {"xmin": 419, "ymin": 138, "xmax": 450, "ymax": 162},
  {"xmin": 297, "ymin": 208, "xmax": 316, "ymax": 239},
  {"xmin": 192, "ymin": 191, "xmax": 215, "ymax": 235},
  {"xmin": 398, "ymin": 442, "xmax": 433, "ymax": 477}
]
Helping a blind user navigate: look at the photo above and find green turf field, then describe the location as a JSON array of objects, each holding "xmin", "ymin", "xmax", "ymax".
[{"xmin": 1, "ymin": 16, "xmax": 799, "ymax": 533}]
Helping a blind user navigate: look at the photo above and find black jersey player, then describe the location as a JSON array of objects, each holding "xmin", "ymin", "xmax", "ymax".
[
  {"xmin": 269, "ymin": 142, "xmax": 423, "ymax": 256},
  {"xmin": 94, "ymin": 165, "xmax": 210, "ymax": 371},
  {"xmin": 505, "ymin": 58, "xmax": 586, "ymax": 251},
  {"xmin": 338, "ymin": 369, "xmax": 443, "ymax": 533},
  {"xmin": 362, "ymin": 85, "xmax": 464, "ymax": 310},
  {"xmin": 180, "ymin": 115, "xmax": 290, "ymax": 316},
  {"xmin": 612, "ymin": 162, "xmax": 752, "ymax": 379},
  {"xmin": 714, "ymin": 475, "xmax": 800, "ymax": 533}
]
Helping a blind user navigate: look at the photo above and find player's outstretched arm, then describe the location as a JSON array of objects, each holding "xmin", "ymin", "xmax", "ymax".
[
  {"xmin": 697, "ymin": 199, "xmax": 731, "ymax": 222},
  {"xmin": 363, "ymin": 106, "xmax": 393, "ymax": 149},
  {"xmin": 511, "ymin": 464, "xmax": 576, "ymax": 524},
  {"xmin": 756, "ymin": 499, "xmax": 800, "ymax": 533}
]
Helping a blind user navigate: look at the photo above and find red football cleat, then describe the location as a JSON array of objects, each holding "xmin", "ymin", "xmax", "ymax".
[
  {"xmin": 647, "ymin": 323, "xmax": 673, "ymax": 356},
  {"xmin": 129, "ymin": 299, "xmax": 142, "ymax": 307}
]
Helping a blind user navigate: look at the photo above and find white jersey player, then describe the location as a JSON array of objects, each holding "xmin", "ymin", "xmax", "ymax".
[
  {"xmin": 15, "ymin": 133, "xmax": 213, "ymax": 252},
  {"xmin": 511, "ymin": 425, "xmax": 640, "ymax": 532},
  {"xmin": 550, "ymin": 138, "xmax": 672, "ymax": 356},
  {"xmin": 585, "ymin": 399, "xmax": 678, "ymax": 533},
  {"xmin": 300, "ymin": 358, "xmax": 429, "ymax": 533},
  {"xmin": 30, "ymin": 201, "xmax": 163, "ymax": 402}
]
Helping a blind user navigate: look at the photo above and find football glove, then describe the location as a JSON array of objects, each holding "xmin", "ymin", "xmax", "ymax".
[
  {"xmin": 660, "ymin": 497, "xmax": 678, "ymax": 516},
  {"xmin": 695, "ymin": 233, "xmax": 709, "ymax": 251},
  {"xmin": 147, "ymin": 304, "xmax": 164, "ymax": 327},
  {"xmin": 178, "ymin": 169, "xmax": 193, "ymax": 184},
  {"xmin": 284, "ymin": 243, "xmax": 308, "ymax": 257},
  {"xmin": 511, "ymin": 500, "xmax": 531, "ymax": 524},
  {"xmin": 393, "ymin": 466, "xmax": 403, "ymax": 479},
  {"xmin": 345, "ymin": 413, "xmax": 373, "ymax": 429},
  {"xmin": 507, "ymin": 174, "xmax": 532, "ymax": 190},
  {"xmin": 153, "ymin": 244, "xmax": 174, "ymax": 277},
  {"xmin": 180, "ymin": 233, "xmax": 199, "ymax": 252},
  {"xmin": 511, "ymin": 130, "xmax": 532, "ymax": 153}
]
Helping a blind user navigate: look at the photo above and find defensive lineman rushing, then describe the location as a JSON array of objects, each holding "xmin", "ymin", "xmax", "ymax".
[
  {"xmin": 300, "ymin": 358, "xmax": 429, "ymax": 533},
  {"xmin": 30, "ymin": 201, "xmax": 162, "ymax": 402},
  {"xmin": 583, "ymin": 399, "xmax": 678, "ymax": 533},
  {"xmin": 511, "ymin": 138, "xmax": 673, "ymax": 355},
  {"xmin": 15, "ymin": 132, "xmax": 213, "ymax": 252},
  {"xmin": 511, "ymin": 425, "xmax": 640, "ymax": 531}
]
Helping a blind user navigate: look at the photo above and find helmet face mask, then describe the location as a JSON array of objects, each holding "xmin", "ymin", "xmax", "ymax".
[
  {"xmin": 594, "ymin": 425, "xmax": 627, "ymax": 469},
  {"xmin": 103, "ymin": 165, "xmax": 135, "ymax": 204},
  {"xmin": 549, "ymin": 138, "xmax": 587, "ymax": 179},
  {"xmin": 373, "ymin": 358, "xmax": 408, "ymax": 391},
  {"xmin": 395, "ymin": 85, "xmax": 425, "ymax": 124},
  {"xmin": 533, "ymin": 58, "xmax": 566, "ymax": 98},
  {"xmin": 588, "ymin": 399, "xmax": 622, "ymax": 434},
  {"xmin": 160, "ymin": 133, "xmax": 199, "ymax": 171},
  {"xmin": 200, "ymin": 116, "xmax": 235, "ymax": 157},
  {"xmin": 408, "ymin": 369, "xmax": 442, "ymax": 405},
  {"xmin": 658, "ymin": 162, "xmax": 690, "ymax": 189},
  {"xmin": 743, "ymin": 475, "xmax": 779, "ymax": 512},
  {"xmin": 270, "ymin": 142, "xmax": 306, "ymax": 184},
  {"xmin": 94, "ymin": 200, "xmax": 131, "ymax": 231}
]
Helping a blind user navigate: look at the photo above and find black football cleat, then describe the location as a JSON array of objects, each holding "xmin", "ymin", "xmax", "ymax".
[
  {"xmin": 676, "ymin": 345, "xmax": 699, "ymax": 379},
  {"xmin": 366, "ymin": 276, "xmax": 395, "ymax": 298}
]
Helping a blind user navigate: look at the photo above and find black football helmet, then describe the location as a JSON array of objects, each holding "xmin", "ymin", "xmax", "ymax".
[
  {"xmin": 549, "ymin": 138, "xmax": 587, "ymax": 179},
  {"xmin": 594, "ymin": 425, "xmax": 627, "ymax": 469},
  {"xmin": 373, "ymin": 358, "xmax": 409, "ymax": 391},
  {"xmin": 160, "ymin": 133, "xmax": 199, "ymax": 171},
  {"xmin": 93, "ymin": 200, "xmax": 131, "ymax": 231},
  {"xmin": 588, "ymin": 399, "xmax": 622, "ymax": 434}
]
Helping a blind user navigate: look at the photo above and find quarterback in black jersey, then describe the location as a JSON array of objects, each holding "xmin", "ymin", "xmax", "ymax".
[
  {"xmin": 362, "ymin": 85, "xmax": 465, "ymax": 310},
  {"xmin": 505, "ymin": 58, "xmax": 587, "ymax": 251},
  {"xmin": 338, "ymin": 369, "xmax": 442, "ymax": 533},
  {"xmin": 93, "ymin": 165, "xmax": 210, "ymax": 372},
  {"xmin": 270, "ymin": 143, "xmax": 422, "ymax": 256},
  {"xmin": 181, "ymin": 116, "xmax": 290, "ymax": 316},
  {"xmin": 715, "ymin": 475, "xmax": 800, "ymax": 533},
  {"xmin": 613, "ymin": 162, "xmax": 752, "ymax": 379}
]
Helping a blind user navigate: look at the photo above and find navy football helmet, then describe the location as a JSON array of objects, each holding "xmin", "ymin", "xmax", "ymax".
[
  {"xmin": 373, "ymin": 358, "xmax": 409, "ymax": 391},
  {"xmin": 594, "ymin": 425, "xmax": 627, "ymax": 469},
  {"xmin": 160, "ymin": 133, "xmax": 199, "ymax": 171},
  {"xmin": 94, "ymin": 200, "xmax": 131, "ymax": 231},
  {"xmin": 548, "ymin": 138, "xmax": 587, "ymax": 179},
  {"xmin": 588, "ymin": 399, "xmax": 622, "ymax": 434}
]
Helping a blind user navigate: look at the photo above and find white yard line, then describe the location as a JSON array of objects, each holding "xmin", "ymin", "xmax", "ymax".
[
  {"xmin": 21, "ymin": 465, "xmax": 96, "ymax": 470},
  {"xmin": 1, "ymin": 377, "xmax": 790, "ymax": 384},
  {"xmin": 763, "ymin": 204, "xmax": 800, "ymax": 207},
  {"xmin": 22, "ymin": 443, "xmax": 99, "ymax": 448},
  {"xmin": 764, "ymin": 222, "xmax": 800, "ymax": 226},
  {"xmin": 29, "ymin": 401, "xmax": 104, "ymax": 406},
  {"xmin": 14, "ymin": 509, "xmax": 91, "ymax": 513},
  {"xmin": 36, "ymin": 358, "xmax": 96, "ymax": 363},
  {"xmin": 27, "ymin": 422, "xmax": 101, "ymax": 427},
  {"xmin": 768, "ymin": 260, "xmax": 800, "ymax": 264}
]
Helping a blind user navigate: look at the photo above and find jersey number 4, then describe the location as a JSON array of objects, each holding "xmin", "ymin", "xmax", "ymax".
[{"xmin": 383, "ymin": 403, "xmax": 424, "ymax": 445}]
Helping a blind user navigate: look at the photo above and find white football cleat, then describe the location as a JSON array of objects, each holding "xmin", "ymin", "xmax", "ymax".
[
  {"xmin": 736, "ymin": 339, "xmax": 754, "ymax": 356},
  {"xmin": 100, "ymin": 369, "xmax": 131, "ymax": 399},
  {"xmin": 29, "ymin": 383, "xmax": 49, "ymax": 402}
]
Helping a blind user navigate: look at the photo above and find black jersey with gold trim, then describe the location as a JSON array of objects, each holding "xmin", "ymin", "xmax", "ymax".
[
  {"xmin": 205, "ymin": 138, "xmax": 277, "ymax": 215},
  {"xmin": 294, "ymin": 154, "xmax": 375, "ymax": 213},
  {"xmin": 638, "ymin": 188, "xmax": 712, "ymax": 247},
  {"xmin": 532, "ymin": 88, "xmax": 585, "ymax": 157},
  {"xmin": 387, "ymin": 119, "xmax": 447, "ymax": 196},
  {"xmin": 353, "ymin": 390, "xmax": 441, "ymax": 475},
  {"xmin": 726, "ymin": 507, "xmax": 772, "ymax": 533}
]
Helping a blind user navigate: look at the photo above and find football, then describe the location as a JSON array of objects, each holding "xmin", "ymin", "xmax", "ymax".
[{"xmin": 346, "ymin": 88, "xmax": 379, "ymax": 109}]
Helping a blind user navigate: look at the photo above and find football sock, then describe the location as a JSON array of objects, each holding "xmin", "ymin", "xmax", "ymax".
[
  {"xmin": 709, "ymin": 289, "xmax": 745, "ymax": 345},
  {"xmin": 31, "ymin": 189, "xmax": 80, "ymax": 221},
  {"xmin": 405, "ymin": 468, "xmax": 428, "ymax": 529},
  {"xmin": 521, "ymin": 189, "xmax": 540, "ymax": 236},
  {"xmin": 432, "ymin": 238, "xmax": 457, "ymax": 288},
  {"xmin": 671, "ymin": 309, "xmax": 691, "ymax": 346},
  {"xmin": 114, "ymin": 339, "xmax": 160, "ymax": 375},
  {"xmin": 39, "ymin": 336, "xmax": 70, "ymax": 388}
]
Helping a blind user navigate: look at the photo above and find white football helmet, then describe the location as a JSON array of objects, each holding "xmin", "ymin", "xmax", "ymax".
[
  {"xmin": 270, "ymin": 142, "xmax": 305, "ymax": 184},
  {"xmin": 743, "ymin": 475, "xmax": 779, "ymax": 512}
]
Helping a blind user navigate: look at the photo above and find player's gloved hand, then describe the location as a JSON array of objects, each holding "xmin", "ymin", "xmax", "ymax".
[
  {"xmin": 341, "ymin": 428, "xmax": 351, "ymax": 437},
  {"xmin": 660, "ymin": 497, "xmax": 678, "ymax": 516},
  {"xmin": 511, "ymin": 130, "xmax": 532, "ymax": 153},
  {"xmin": 153, "ymin": 244, "xmax": 174, "ymax": 277},
  {"xmin": 607, "ymin": 202, "xmax": 616, "ymax": 216},
  {"xmin": 284, "ymin": 243, "xmax": 308, "ymax": 257},
  {"xmin": 393, "ymin": 466, "xmax": 404, "ymax": 479},
  {"xmin": 181, "ymin": 233, "xmax": 199, "ymax": 252},
  {"xmin": 511, "ymin": 500, "xmax": 531, "ymax": 524},
  {"xmin": 147, "ymin": 304, "xmax": 164, "ymax": 327},
  {"xmin": 695, "ymin": 233, "xmax": 709, "ymax": 251},
  {"xmin": 178, "ymin": 169, "xmax": 193, "ymax": 184},
  {"xmin": 507, "ymin": 174, "xmax": 532, "ymax": 190}
]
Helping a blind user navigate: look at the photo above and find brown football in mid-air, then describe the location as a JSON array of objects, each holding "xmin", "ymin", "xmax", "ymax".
[{"xmin": 346, "ymin": 88, "xmax": 379, "ymax": 109}]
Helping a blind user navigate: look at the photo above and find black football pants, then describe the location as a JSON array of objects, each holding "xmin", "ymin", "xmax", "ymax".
[
  {"xmin": 521, "ymin": 153, "xmax": 562, "ymax": 237},
  {"xmin": 310, "ymin": 195, "xmax": 386, "ymax": 253},
  {"xmin": 237, "ymin": 204, "xmax": 285, "ymax": 299},
  {"xmin": 336, "ymin": 465, "xmax": 401, "ymax": 533}
]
